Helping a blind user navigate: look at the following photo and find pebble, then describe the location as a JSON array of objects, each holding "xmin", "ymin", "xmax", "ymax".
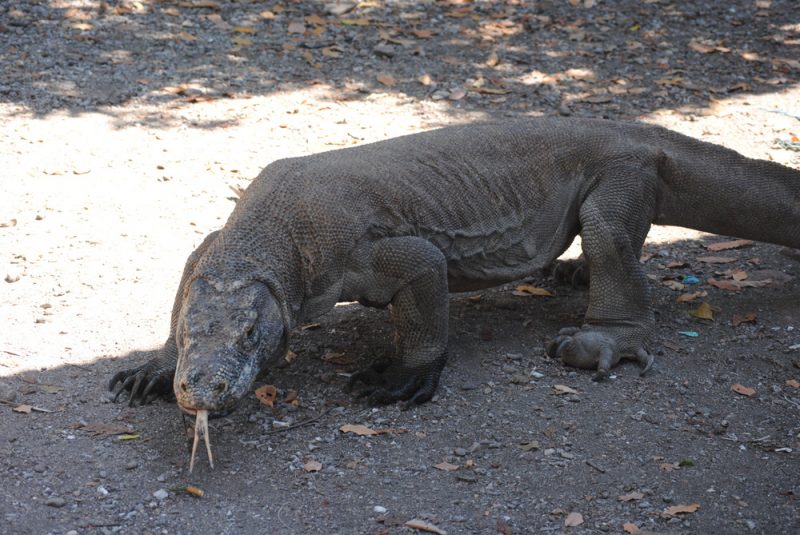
[
  {"xmin": 66, "ymin": 531, "xmax": 78, "ymax": 535},
  {"xmin": 45, "ymin": 497, "xmax": 66, "ymax": 508},
  {"xmin": 453, "ymin": 447, "xmax": 467, "ymax": 457},
  {"xmin": 5, "ymin": 270, "xmax": 21, "ymax": 283},
  {"xmin": 125, "ymin": 460, "xmax": 138, "ymax": 470},
  {"xmin": 373, "ymin": 505, "xmax": 387, "ymax": 514},
  {"xmin": 153, "ymin": 489, "xmax": 169, "ymax": 500}
]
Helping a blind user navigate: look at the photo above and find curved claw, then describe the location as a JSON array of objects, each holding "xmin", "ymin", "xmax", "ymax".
[
  {"xmin": 348, "ymin": 359, "xmax": 440, "ymax": 406},
  {"xmin": 109, "ymin": 359, "xmax": 175, "ymax": 406}
]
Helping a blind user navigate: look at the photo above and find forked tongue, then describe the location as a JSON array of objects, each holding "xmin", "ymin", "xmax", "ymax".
[{"xmin": 189, "ymin": 409, "xmax": 214, "ymax": 473}]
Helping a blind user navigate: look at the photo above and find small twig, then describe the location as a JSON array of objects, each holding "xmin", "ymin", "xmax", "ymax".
[
  {"xmin": 585, "ymin": 459, "xmax": 607, "ymax": 473},
  {"xmin": 264, "ymin": 407, "xmax": 333, "ymax": 435},
  {"xmin": 0, "ymin": 398, "xmax": 52, "ymax": 413}
]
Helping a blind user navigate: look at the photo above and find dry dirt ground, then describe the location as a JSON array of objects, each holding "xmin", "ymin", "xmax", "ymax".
[{"xmin": 1, "ymin": 1, "xmax": 799, "ymax": 534}]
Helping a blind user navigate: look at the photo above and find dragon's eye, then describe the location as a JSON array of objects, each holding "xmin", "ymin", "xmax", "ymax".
[{"xmin": 240, "ymin": 323, "xmax": 259, "ymax": 351}]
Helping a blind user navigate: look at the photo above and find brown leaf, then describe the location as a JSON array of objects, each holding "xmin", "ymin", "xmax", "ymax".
[
  {"xmin": 305, "ymin": 14, "xmax": 326, "ymax": 26},
  {"xmin": 12, "ymin": 404, "xmax": 32, "ymax": 414},
  {"xmin": 666, "ymin": 260, "xmax": 689, "ymax": 268},
  {"xmin": 697, "ymin": 256, "xmax": 736, "ymax": 264},
  {"xmin": 255, "ymin": 384, "xmax": 277, "ymax": 407},
  {"xmin": 304, "ymin": 459, "xmax": 322, "ymax": 472},
  {"xmin": 731, "ymin": 383, "xmax": 756, "ymax": 397},
  {"xmin": 433, "ymin": 461, "xmax": 459, "ymax": 471},
  {"xmin": 662, "ymin": 503, "xmax": 700, "ymax": 517},
  {"xmin": 404, "ymin": 519, "xmax": 447, "ymax": 535},
  {"xmin": 731, "ymin": 313, "xmax": 756, "ymax": 326},
  {"xmin": 339, "ymin": 424, "xmax": 378, "ymax": 436},
  {"xmin": 706, "ymin": 239, "xmax": 753, "ymax": 252},
  {"xmin": 708, "ymin": 278, "xmax": 740, "ymax": 291},
  {"xmin": 513, "ymin": 284, "xmax": 554, "ymax": 297},
  {"xmin": 689, "ymin": 302, "xmax": 714, "ymax": 320},
  {"xmin": 321, "ymin": 351, "xmax": 354, "ymax": 365},
  {"xmin": 233, "ymin": 25, "xmax": 256, "ymax": 33},
  {"xmin": 553, "ymin": 384, "xmax": 579, "ymax": 395},
  {"xmin": 623, "ymin": 523, "xmax": 640, "ymax": 534},
  {"xmin": 564, "ymin": 512, "xmax": 584, "ymax": 527},
  {"xmin": 676, "ymin": 291, "xmax": 704, "ymax": 303},
  {"xmin": 376, "ymin": 73, "xmax": 397, "ymax": 87},
  {"xmin": 786, "ymin": 379, "xmax": 800, "ymax": 389},
  {"xmin": 411, "ymin": 29, "xmax": 435, "ymax": 39},
  {"xmin": 618, "ymin": 492, "xmax": 645, "ymax": 502}
]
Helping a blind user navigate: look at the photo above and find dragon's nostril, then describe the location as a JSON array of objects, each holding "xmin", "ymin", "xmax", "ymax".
[
  {"xmin": 213, "ymin": 380, "xmax": 228, "ymax": 395},
  {"xmin": 180, "ymin": 381, "xmax": 188, "ymax": 392}
]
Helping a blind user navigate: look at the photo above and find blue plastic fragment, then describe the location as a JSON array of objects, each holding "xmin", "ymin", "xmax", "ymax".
[
  {"xmin": 682, "ymin": 275, "xmax": 701, "ymax": 285},
  {"xmin": 678, "ymin": 331, "xmax": 699, "ymax": 337}
]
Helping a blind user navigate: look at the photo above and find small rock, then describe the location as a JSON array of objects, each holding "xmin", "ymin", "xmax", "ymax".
[
  {"xmin": 373, "ymin": 505, "xmax": 387, "ymax": 514},
  {"xmin": 153, "ymin": 489, "xmax": 168, "ymax": 500},
  {"xmin": 66, "ymin": 531, "xmax": 78, "ymax": 535},
  {"xmin": 97, "ymin": 485, "xmax": 109, "ymax": 496},
  {"xmin": 456, "ymin": 473, "xmax": 478, "ymax": 483},
  {"xmin": 125, "ymin": 460, "xmax": 138, "ymax": 470},
  {"xmin": 373, "ymin": 44, "xmax": 395, "ymax": 58},
  {"xmin": 453, "ymin": 447, "xmax": 467, "ymax": 457},
  {"xmin": 45, "ymin": 497, "xmax": 66, "ymax": 508},
  {"xmin": 33, "ymin": 464, "xmax": 46, "ymax": 473},
  {"xmin": 0, "ymin": 382, "xmax": 17, "ymax": 402},
  {"xmin": 5, "ymin": 270, "xmax": 21, "ymax": 283}
]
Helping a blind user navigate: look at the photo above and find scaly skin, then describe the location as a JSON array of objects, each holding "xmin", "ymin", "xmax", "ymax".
[{"xmin": 110, "ymin": 117, "xmax": 800, "ymax": 412}]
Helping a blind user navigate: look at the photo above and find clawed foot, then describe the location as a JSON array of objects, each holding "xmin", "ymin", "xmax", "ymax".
[
  {"xmin": 348, "ymin": 358, "xmax": 441, "ymax": 407},
  {"xmin": 109, "ymin": 356, "xmax": 175, "ymax": 406},
  {"xmin": 546, "ymin": 327, "xmax": 653, "ymax": 380},
  {"xmin": 550, "ymin": 258, "xmax": 590, "ymax": 288}
]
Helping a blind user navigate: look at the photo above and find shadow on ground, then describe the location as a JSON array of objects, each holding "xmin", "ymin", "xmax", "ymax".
[
  {"xmin": 2, "ymin": 236, "xmax": 799, "ymax": 533},
  {"xmin": 1, "ymin": 0, "xmax": 799, "ymax": 128}
]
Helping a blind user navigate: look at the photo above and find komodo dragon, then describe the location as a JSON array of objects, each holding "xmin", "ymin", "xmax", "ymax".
[{"xmin": 111, "ymin": 117, "xmax": 800, "ymax": 415}]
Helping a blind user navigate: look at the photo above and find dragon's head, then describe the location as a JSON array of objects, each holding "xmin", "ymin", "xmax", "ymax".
[{"xmin": 173, "ymin": 277, "xmax": 286, "ymax": 414}]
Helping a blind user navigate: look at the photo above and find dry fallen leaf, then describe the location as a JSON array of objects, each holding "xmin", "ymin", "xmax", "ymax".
[
  {"xmin": 786, "ymin": 379, "xmax": 800, "ymax": 389},
  {"xmin": 255, "ymin": 384, "xmax": 277, "ymax": 407},
  {"xmin": 339, "ymin": 424, "xmax": 379, "ymax": 436},
  {"xmin": 321, "ymin": 351, "xmax": 354, "ymax": 365},
  {"xmin": 731, "ymin": 383, "xmax": 756, "ymax": 397},
  {"xmin": 12, "ymin": 404, "xmax": 32, "ymax": 414},
  {"xmin": 676, "ymin": 291, "xmax": 704, "ymax": 303},
  {"xmin": 304, "ymin": 460, "xmax": 322, "ymax": 472},
  {"xmin": 622, "ymin": 523, "xmax": 640, "ymax": 534},
  {"xmin": 564, "ymin": 511, "xmax": 584, "ymax": 527},
  {"xmin": 553, "ymin": 384, "xmax": 579, "ymax": 395},
  {"xmin": 618, "ymin": 491, "xmax": 645, "ymax": 502},
  {"xmin": 689, "ymin": 302, "xmax": 714, "ymax": 321},
  {"xmin": 513, "ymin": 284, "xmax": 554, "ymax": 297},
  {"xmin": 732, "ymin": 313, "xmax": 756, "ymax": 326},
  {"xmin": 433, "ymin": 461, "xmax": 459, "ymax": 471},
  {"xmin": 405, "ymin": 519, "xmax": 447, "ymax": 535},
  {"xmin": 662, "ymin": 503, "xmax": 700, "ymax": 517},
  {"xmin": 233, "ymin": 25, "xmax": 256, "ymax": 33},
  {"xmin": 376, "ymin": 73, "xmax": 397, "ymax": 87},
  {"xmin": 708, "ymin": 278, "xmax": 740, "ymax": 291},
  {"xmin": 697, "ymin": 255, "xmax": 736, "ymax": 264},
  {"xmin": 706, "ymin": 239, "xmax": 753, "ymax": 252}
]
